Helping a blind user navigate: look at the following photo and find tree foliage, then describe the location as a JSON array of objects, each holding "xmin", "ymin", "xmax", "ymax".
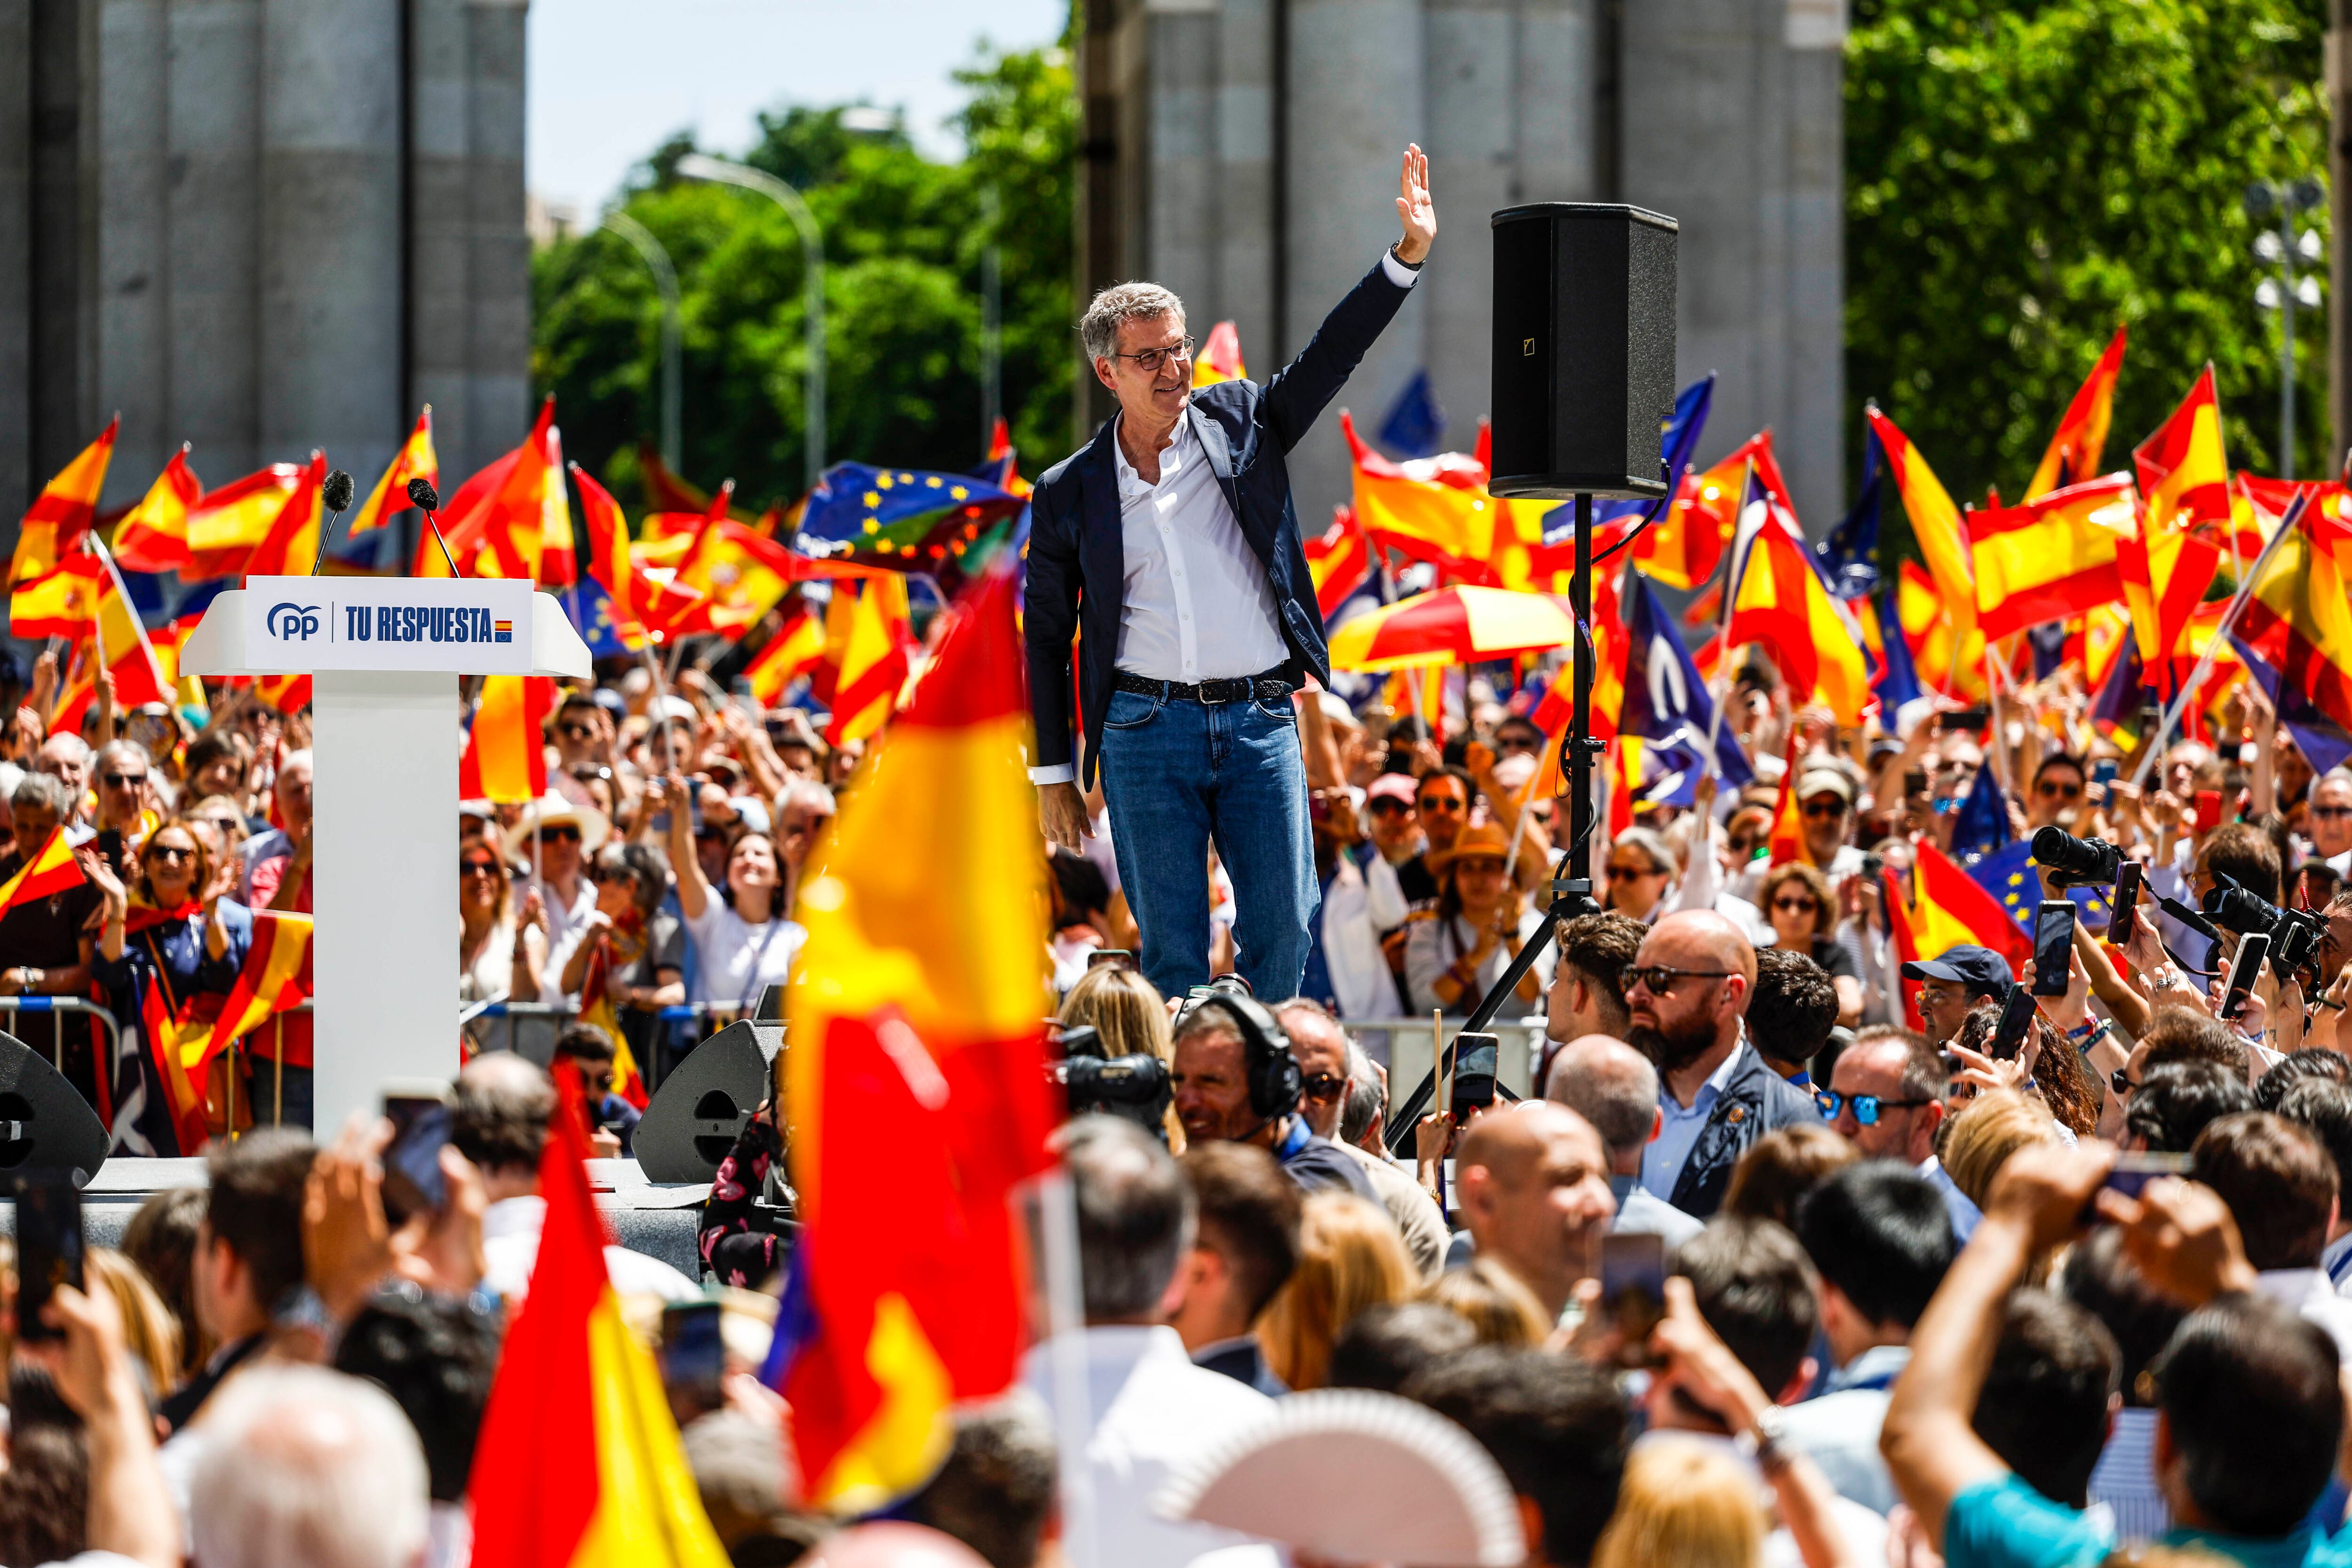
[
  {"xmin": 1846, "ymin": 0, "xmax": 2330, "ymax": 521},
  {"xmin": 531, "ymin": 43, "xmax": 1077, "ymax": 513}
]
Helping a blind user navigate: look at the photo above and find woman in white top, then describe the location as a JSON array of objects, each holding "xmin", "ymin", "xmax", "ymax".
[
  {"xmin": 458, "ymin": 843, "xmax": 544, "ymax": 1048},
  {"xmin": 1403, "ymin": 822, "xmax": 1546, "ymax": 1017},
  {"xmin": 657, "ymin": 772, "xmax": 805, "ymax": 1013}
]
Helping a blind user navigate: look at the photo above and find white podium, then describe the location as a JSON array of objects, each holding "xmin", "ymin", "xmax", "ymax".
[{"xmin": 182, "ymin": 577, "xmax": 593, "ymax": 1134}]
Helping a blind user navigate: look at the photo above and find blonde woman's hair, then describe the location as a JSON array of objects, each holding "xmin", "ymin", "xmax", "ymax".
[
  {"xmin": 1421, "ymin": 1256, "xmax": 1550, "ymax": 1346},
  {"xmin": 1592, "ymin": 1436, "xmax": 1767, "ymax": 1568},
  {"xmin": 86, "ymin": 1247, "xmax": 183, "ymax": 1401},
  {"xmin": 1058, "ymin": 964, "xmax": 1184, "ymax": 1150},
  {"xmin": 1942, "ymin": 1089, "xmax": 2058, "ymax": 1210},
  {"xmin": 1257, "ymin": 1194, "xmax": 1415, "ymax": 1391}
]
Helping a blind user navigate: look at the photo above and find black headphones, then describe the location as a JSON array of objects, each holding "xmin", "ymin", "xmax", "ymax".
[{"xmin": 1178, "ymin": 988, "xmax": 1303, "ymax": 1122}]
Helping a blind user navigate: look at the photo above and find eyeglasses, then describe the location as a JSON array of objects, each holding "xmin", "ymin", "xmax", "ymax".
[
  {"xmin": 1605, "ymin": 864, "xmax": 1661, "ymax": 882},
  {"xmin": 2110, "ymin": 1067, "xmax": 2139, "ymax": 1096},
  {"xmin": 588, "ymin": 867, "xmax": 630, "ymax": 885},
  {"xmin": 1820, "ymin": 1092, "xmax": 1933, "ymax": 1126},
  {"xmin": 1417, "ymin": 794, "xmax": 1466, "ymax": 814},
  {"xmin": 1302, "ymin": 1072, "xmax": 1348, "ymax": 1101},
  {"xmin": 2036, "ymin": 777, "xmax": 2083, "ymax": 799},
  {"xmin": 1367, "ymin": 798, "xmax": 1411, "ymax": 818},
  {"xmin": 1620, "ymin": 965, "xmax": 1735, "ymax": 995},
  {"xmin": 2314, "ymin": 803, "xmax": 2352, "ymax": 820},
  {"xmin": 1110, "ymin": 336, "xmax": 1196, "ymax": 375},
  {"xmin": 460, "ymin": 860, "xmax": 501, "ymax": 879},
  {"xmin": 1802, "ymin": 799, "xmax": 1847, "ymax": 820},
  {"xmin": 1494, "ymin": 732, "xmax": 1542, "ymax": 754},
  {"xmin": 101, "ymin": 772, "xmax": 146, "ymax": 788},
  {"xmin": 148, "ymin": 843, "xmax": 197, "ymax": 863},
  {"xmin": 537, "ymin": 825, "xmax": 582, "ymax": 844},
  {"xmin": 1771, "ymin": 896, "xmax": 1820, "ymax": 915}
]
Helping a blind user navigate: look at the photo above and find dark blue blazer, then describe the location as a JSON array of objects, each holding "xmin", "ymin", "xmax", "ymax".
[{"xmin": 1024, "ymin": 257, "xmax": 1415, "ymax": 787}]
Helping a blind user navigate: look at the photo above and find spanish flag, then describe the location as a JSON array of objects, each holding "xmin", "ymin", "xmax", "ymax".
[
  {"xmin": 571, "ymin": 465, "xmax": 703, "ymax": 648},
  {"xmin": 1765, "ymin": 736, "xmax": 1807, "ymax": 867},
  {"xmin": 1883, "ymin": 866, "xmax": 1926, "ymax": 1031},
  {"xmin": 825, "ymin": 579, "xmax": 913, "ymax": 748},
  {"xmin": 575, "ymin": 944, "xmax": 650, "ymax": 1111},
  {"xmin": 111, "ymin": 446, "xmax": 204, "ymax": 573},
  {"xmin": 1867, "ymin": 406, "xmax": 1978, "ymax": 643},
  {"xmin": 200, "ymin": 910, "xmax": 313, "ymax": 1070},
  {"xmin": 9, "ymin": 419, "xmax": 117, "ymax": 591},
  {"xmin": 1722, "ymin": 469, "xmax": 1870, "ymax": 725},
  {"xmin": 2135, "ymin": 366, "xmax": 2233, "ymax": 535},
  {"xmin": 423, "ymin": 396, "xmax": 561, "ymax": 581},
  {"xmin": 469, "ymin": 1067, "xmax": 726, "ymax": 1568},
  {"xmin": 1304, "ymin": 505, "xmax": 1374, "ymax": 620},
  {"xmin": 1633, "ymin": 431, "xmax": 1791, "ymax": 591},
  {"xmin": 9, "ymin": 552, "xmax": 103, "ymax": 639},
  {"xmin": 0, "ymin": 828, "xmax": 83, "ymax": 915},
  {"xmin": 2025, "ymin": 327, "xmax": 2126, "ymax": 500},
  {"xmin": 1193, "ymin": 320, "xmax": 1247, "ymax": 387},
  {"xmin": 2233, "ymin": 493, "xmax": 2352, "ymax": 735},
  {"xmin": 1897, "ymin": 560, "xmax": 1986, "ymax": 700},
  {"xmin": 769, "ymin": 563, "xmax": 1057, "ymax": 1511},
  {"xmin": 135, "ymin": 978, "xmax": 213, "ymax": 1157},
  {"xmin": 1965, "ymin": 473, "xmax": 2133, "ymax": 640},
  {"xmin": 745, "ymin": 607, "xmax": 828, "ymax": 707},
  {"xmin": 460, "ymin": 677, "xmax": 556, "ymax": 804},
  {"xmin": 182, "ymin": 462, "xmax": 303, "ymax": 581},
  {"xmin": 1342, "ymin": 413, "xmax": 1553, "ymax": 586},
  {"xmin": 84, "ymin": 544, "xmax": 172, "ymax": 711},
  {"xmin": 238, "ymin": 452, "xmax": 324, "ymax": 581},
  {"xmin": 348, "ymin": 407, "xmax": 439, "ymax": 539},
  {"xmin": 1908, "ymin": 843, "xmax": 2029, "ymax": 970}
]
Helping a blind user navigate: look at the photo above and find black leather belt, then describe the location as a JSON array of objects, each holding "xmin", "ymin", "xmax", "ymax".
[{"xmin": 1114, "ymin": 668, "xmax": 1293, "ymax": 705}]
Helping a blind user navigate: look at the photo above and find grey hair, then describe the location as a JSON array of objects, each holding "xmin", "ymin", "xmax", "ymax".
[
  {"xmin": 1545, "ymin": 1038, "xmax": 1661, "ymax": 1161},
  {"xmin": 1058, "ymin": 1114, "xmax": 1194, "ymax": 1321},
  {"xmin": 92, "ymin": 738, "xmax": 151, "ymax": 776},
  {"xmin": 190, "ymin": 1366, "xmax": 429, "ymax": 1568},
  {"xmin": 1340, "ymin": 1043, "xmax": 1387, "ymax": 1146},
  {"xmin": 10, "ymin": 772, "xmax": 71, "ymax": 817},
  {"xmin": 1612, "ymin": 825, "xmax": 1681, "ymax": 877},
  {"xmin": 1080, "ymin": 281, "xmax": 1186, "ymax": 363}
]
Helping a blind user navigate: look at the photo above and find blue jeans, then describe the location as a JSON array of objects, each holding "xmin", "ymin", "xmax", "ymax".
[{"xmin": 1097, "ymin": 685, "xmax": 1319, "ymax": 1003}]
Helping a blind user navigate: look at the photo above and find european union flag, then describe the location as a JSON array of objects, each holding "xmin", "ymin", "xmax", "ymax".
[
  {"xmin": 1377, "ymin": 370, "xmax": 1448, "ymax": 460},
  {"xmin": 796, "ymin": 461, "xmax": 1024, "ymax": 580},
  {"xmin": 1871, "ymin": 586, "xmax": 1924, "ymax": 711},
  {"xmin": 1816, "ymin": 422, "xmax": 1882, "ymax": 601},
  {"xmin": 1950, "ymin": 757, "xmax": 2013, "ymax": 862},
  {"xmin": 564, "ymin": 576, "xmax": 629, "ymax": 660},
  {"xmin": 1967, "ymin": 838, "xmax": 2113, "ymax": 937},
  {"xmin": 1620, "ymin": 569, "xmax": 1753, "ymax": 786}
]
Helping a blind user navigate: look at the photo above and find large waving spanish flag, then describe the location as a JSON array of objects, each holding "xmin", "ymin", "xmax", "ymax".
[
  {"xmin": 0, "ymin": 828, "xmax": 82, "ymax": 915},
  {"xmin": 182, "ymin": 462, "xmax": 303, "ymax": 581},
  {"xmin": 2233, "ymin": 492, "xmax": 2352, "ymax": 735},
  {"xmin": 1965, "ymin": 473, "xmax": 2134, "ymax": 639},
  {"xmin": 1634, "ymin": 430, "xmax": 1792, "ymax": 591},
  {"xmin": 1341, "ymin": 412, "xmax": 1554, "ymax": 586},
  {"xmin": 1305, "ymin": 505, "xmax": 1374, "ymax": 620},
  {"xmin": 1867, "ymin": 406, "xmax": 1978, "ymax": 643},
  {"xmin": 1722, "ymin": 470, "xmax": 1870, "ymax": 724},
  {"xmin": 111, "ymin": 446, "xmax": 204, "ymax": 573},
  {"xmin": 1908, "ymin": 843, "xmax": 2029, "ymax": 970},
  {"xmin": 9, "ymin": 419, "xmax": 117, "ymax": 594},
  {"xmin": 422, "ymin": 396, "xmax": 563, "ymax": 581},
  {"xmin": 571, "ymin": 464, "xmax": 703, "ymax": 648},
  {"xmin": 460, "ymin": 677, "xmax": 556, "ymax": 804},
  {"xmin": 2025, "ymin": 327, "xmax": 2126, "ymax": 500},
  {"xmin": 469, "ymin": 1067, "xmax": 726, "ymax": 1568},
  {"xmin": 745, "ymin": 607, "xmax": 828, "ymax": 707},
  {"xmin": 768, "ymin": 562, "xmax": 1058, "ymax": 1512},
  {"xmin": 2135, "ymin": 366, "xmax": 2232, "ymax": 535},
  {"xmin": 238, "ymin": 452, "xmax": 325, "ymax": 581},
  {"xmin": 825, "ymin": 578, "xmax": 913, "ymax": 748}
]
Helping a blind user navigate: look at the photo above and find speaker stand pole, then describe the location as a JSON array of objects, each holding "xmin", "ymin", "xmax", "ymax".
[{"xmin": 1383, "ymin": 493, "xmax": 1605, "ymax": 1152}]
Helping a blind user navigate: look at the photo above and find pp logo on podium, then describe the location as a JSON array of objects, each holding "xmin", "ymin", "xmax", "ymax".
[{"xmin": 265, "ymin": 602, "xmax": 323, "ymax": 641}]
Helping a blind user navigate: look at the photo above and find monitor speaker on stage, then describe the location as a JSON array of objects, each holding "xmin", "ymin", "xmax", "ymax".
[
  {"xmin": 1487, "ymin": 202, "xmax": 1679, "ymax": 500},
  {"xmin": 0, "ymin": 1033, "xmax": 108, "ymax": 1183},
  {"xmin": 635, "ymin": 1015, "xmax": 782, "ymax": 1185}
]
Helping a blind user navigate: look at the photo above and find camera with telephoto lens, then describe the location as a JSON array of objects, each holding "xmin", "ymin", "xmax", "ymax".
[
  {"xmin": 2201, "ymin": 874, "xmax": 2326, "ymax": 984},
  {"xmin": 1049, "ymin": 1024, "xmax": 1174, "ymax": 1137},
  {"xmin": 2032, "ymin": 827, "xmax": 2125, "ymax": 889}
]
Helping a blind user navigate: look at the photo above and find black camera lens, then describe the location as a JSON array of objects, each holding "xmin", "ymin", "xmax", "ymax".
[{"xmin": 2032, "ymin": 827, "xmax": 2122, "ymax": 888}]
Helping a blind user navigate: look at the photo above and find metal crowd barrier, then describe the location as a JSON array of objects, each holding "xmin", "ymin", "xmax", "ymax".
[
  {"xmin": 466, "ymin": 999, "xmax": 757, "ymax": 1090},
  {"xmin": 0, "ymin": 995, "xmax": 124, "ymax": 1076}
]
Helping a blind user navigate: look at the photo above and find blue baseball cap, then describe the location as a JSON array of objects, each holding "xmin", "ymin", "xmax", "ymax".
[{"xmin": 1899, "ymin": 945, "xmax": 2013, "ymax": 997}]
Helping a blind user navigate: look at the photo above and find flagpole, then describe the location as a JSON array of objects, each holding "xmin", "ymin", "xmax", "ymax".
[
  {"xmin": 1700, "ymin": 469, "xmax": 1763, "ymax": 780},
  {"xmin": 2130, "ymin": 494, "xmax": 2305, "ymax": 788}
]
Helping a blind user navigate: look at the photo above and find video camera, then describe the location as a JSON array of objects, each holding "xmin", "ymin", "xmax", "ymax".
[
  {"xmin": 2032, "ymin": 827, "xmax": 2124, "ymax": 890},
  {"xmin": 1048, "ymin": 1024, "xmax": 1174, "ymax": 1136},
  {"xmin": 2201, "ymin": 873, "xmax": 2327, "ymax": 985}
]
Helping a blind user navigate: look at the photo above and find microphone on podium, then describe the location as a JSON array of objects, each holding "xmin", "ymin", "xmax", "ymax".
[
  {"xmin": 307, "ymin": 469, "xmax": 358, "ymax": 575},
  {"xmin": 407, "ymin": 478, "xmax": 464, "ymax": 577}
]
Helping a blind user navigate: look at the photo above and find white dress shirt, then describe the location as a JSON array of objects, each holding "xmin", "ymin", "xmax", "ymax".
[{"xmin": 1030, "ymin": 251, "xmax": 1422, "ymax": 788}]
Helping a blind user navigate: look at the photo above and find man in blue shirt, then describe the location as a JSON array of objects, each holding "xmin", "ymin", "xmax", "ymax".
[{"xmin": 1882, "ymin": 1139, "xmax": 2350, "ymax": 1568}]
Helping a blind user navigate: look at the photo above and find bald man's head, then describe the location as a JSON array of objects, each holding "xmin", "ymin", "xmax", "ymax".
[
  {"xmin": 1453, "ymin": 1101, "xmax": 1616, "ymax": 1319},
  {"xmin": 1648, "ymin": 909, "xmax": 1757, "ymax": 989},
  {"xmin": 1545, "ymin": 1035, "xmax": 1661, "ymax": 1168},
  {"xmin": 1625, "ymin": 910, "xmax": 1755, "ymax": 1079}
]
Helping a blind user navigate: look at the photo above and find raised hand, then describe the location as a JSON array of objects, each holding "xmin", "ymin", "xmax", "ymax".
[{"xmin": 1395, "ymin": 144, "xmax": 1435, "ymax": 264}]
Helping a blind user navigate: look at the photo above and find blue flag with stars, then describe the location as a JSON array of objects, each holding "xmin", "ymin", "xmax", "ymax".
[
  {"xmin": 1949, "ymin": 756, "xmax": 2013, "ymax": 863},
  {"xmin": 1816, "ymin": 422, "xmax": 1883, "ymax": 601},
  {"xmin": 563, "ymin": 575, "xmax": 630, "ymax": 660},
  {"xmin": 1968, "ymin": 839, "xmax": 2114, "ymax": 937},
  {"xmin": 1377, "ymin": 370, "xmax": 1448, "ymax": 460}
]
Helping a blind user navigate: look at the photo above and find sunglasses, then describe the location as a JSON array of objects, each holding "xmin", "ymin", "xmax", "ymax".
[
  {"xmin": 1302, "ymin": 1072, "xmax": 1348, "ymax": 1101},
  {"xmin": 2036, "ymin": 778, "xmax": 2082, "ymax": 799},
  {"xmin": 461, "ymin": 860, "xmax": 501, "ymax": 878},
  {"xmin": 102, "ymin": 772, "xmax": 147, "ymax": 788},
  {"xmin": 558, "ymin": 721, "xmax": 596, "ymax": 740},
  {"xmin": 2314, "ymin": 804, "xmax": 2352, "ymax": 820},
  {"xmin": 1771, "ymin": 895, "xmax": 1820, "ymax": 915},
  {"xmin": 1802, "ymin": 799, "xmax": 1847, "ymax": 819},
  {"xmin": 2110, "ymin": 1066, "xmax": 2139, "ymax": 1097},
  {"xmin": 1417, "ymin": 795, "xmax": 1466, "ymax": 813},
  {"xmin": 148, "ymin": 842, "xmax": 197, "ymax": 863},
  {"xmin": 1820, "ymin": 1092, "xmax": 1933, "ymax": 1126},
  {"xmin": 1620, "ymin": 964, "xmax": 1734, "ymax": 995},
  {"xmin": 537, "ymin": 825, "xmax": 582, "ymax": 844},
  {"xmin": 1367, "ymin": 798, "xmax": 1412, "ymax": 817}
]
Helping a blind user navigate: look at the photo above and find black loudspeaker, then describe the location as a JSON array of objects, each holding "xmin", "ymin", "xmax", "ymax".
[
  {"xmin": 635, "ymin": 1016, "xmax": 780, "ymax": 1185},
  {"xmin": 1488, "ymin": 202, "xmax": 1679, "ymax": 500},
  {"xmin": 0, "ymin": 1033, "xmax": 109, "ymax": 1183}
]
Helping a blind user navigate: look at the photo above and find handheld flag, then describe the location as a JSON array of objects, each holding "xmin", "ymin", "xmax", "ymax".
[
  {"xmin": 348, "ymin": 407, "xmax": 440, "ymax": 538},
  {"xmin": 460, "ymin": 677, "xmax": 556, "ymax": 804},
  {"xmin": 1629, "ymin": 429, "xmax": 1790, "ymax": 590},
  {"xmin": 9, "ymin": 419, "xmax": 117, "ymax": 592},
  {"xmin": 0, "ymin": 828, "xmax": 83, "ymax": 915},
  {"xmin": 745, "ymin": 608, "xmax": 829, "ymax": 707},
  {"xmin": 111, "ymin": 447, "xmax": 204, "ymax": 573},
  {"xmin": 1964, "ymin": 474, "xmax": 2134, "ymax": 640},
  {"xmin": 767, "ymin": 564, "xmax": 1059, "ymax": 1511},
  {"xmin": 201, "ymin": 911, "xmax": 314, "ymax": 1070},
  {"xmin": 571, "ymin": 464, "xmax": 703, "ymax": 647},
  {"xmin": 1618, "ymin": 570, "xmax": 1751, "ymax": 786},
  {"xmin": 1765, "ymin": 736, "xmax": 1807, "ymax": 867},
  {"xmin": 2027, "ymin": 327, "xmax": 2126, "ymax": 499},
  {"xmin": 1908, "ymin": 843, "xmax": 2030, "ymax": 970},
  {"xmin": 237, "ymin": 452, "xmax": 325, "ymax": 581},
  {"xmin": 1948, "ymin": 755, "xmax": 2013, "ymax": 862},
  {"xmin": 1816, "ymin": 421, "xmax": 1883, "ymax": 600},
  {"xmin": 1192, "ymin": 320, "xmax": 1247, "ymax": 387},
  {"xmin": 2231, "ymin": 493, "xmax": 2352, "ymax": 736},
  {"xmin": 1867, "ymin": 406, "xmax": 1978, "ymax": 642},
  {"xmin": 824, "ymin": 579, "xmax": 914, "ymax": 748},
  {"xmin": 1722, "ymin": 469, "xmax": 1870, "ymax": 725},
  {"xmin": 468, "ymin": 1066, "xmax": 727, "ymax": 1567},
  {"xmin": 181, "ymin": 462, "xmax": 304, "ymax": 581},
  {"xmin": 2134, "ymin": 366, "xmax": 2232, "ymax": 535},
  {"xmin": 1303, "ymin": 506, "xmax": 1375, "ymax": 621}
]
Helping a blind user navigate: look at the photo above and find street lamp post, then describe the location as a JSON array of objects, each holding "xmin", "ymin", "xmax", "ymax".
[
  {"xmin": 600, "ymin": 211, "xmax": 683, "ymax": 475},
  {"xmin": 678, "ymin": 153, "xmax": 827, "ymax": 493},
  {"xmin": 2247, "ymin": 177, "xmax": 2327, "ymax": 480},
  {"xmin": 981, "ymin": 184, "xmax": 1003, "ymax": 450}
]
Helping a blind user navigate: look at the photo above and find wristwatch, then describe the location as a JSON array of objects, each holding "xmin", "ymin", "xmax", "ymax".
[
  {"xmin": 1735, "ymin": 1404, "xmax": 1790, "ymax": 1472},
  {"xmin": 272, "ymin": 1283, "xmax": 342, "ymax": 1356},
  {"xmin": 1389, "ymin": 243, "xmax": 1426, "ymax": 272}
]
